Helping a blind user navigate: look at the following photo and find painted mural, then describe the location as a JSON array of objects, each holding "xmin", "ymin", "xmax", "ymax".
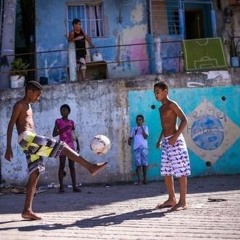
[
  {"xmin": 128, "ymin": 85, "xmax": 240, "ymax": 181},
  {"xmin": 35, "ymin": 0, "xmax": 149, "ymax": 84}
]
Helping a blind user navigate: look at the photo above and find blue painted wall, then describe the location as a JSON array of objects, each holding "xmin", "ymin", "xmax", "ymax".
[
  {"xmin": 35, "ymin": 0, "xmax": 149, "ymax": 83},
  {"xmin": 35, "ymin": 1, "xmax": 215, "ymax": 81},
  {"xmin": 35, "ymin": 0, "xmax": 67, "ymax": 84},
  {"xmin": 128, "ymin": 86, "xmax": 240, "ymax": 181}
]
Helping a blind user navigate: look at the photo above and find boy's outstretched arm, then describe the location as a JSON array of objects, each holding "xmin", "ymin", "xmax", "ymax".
[
  {"xmin": 5, "ymin": 103, "xmax": 22, "ymax": 161},
  {"xmin": 156, "ymin": 130, "xmax": 163, "ymax": 148},
  {"xmin": 169, "ymin": 102, "xmax": 188, "ymax": 145},
  {"xmin": 68, "ymin": 31, "xmax": 75, "ymax": 42},
  {"xmin": 173, "ymin": 103, "xmax": 187, "ymax": 136}
]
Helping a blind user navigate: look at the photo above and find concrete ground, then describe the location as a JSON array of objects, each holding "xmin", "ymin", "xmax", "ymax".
[{"xmin": 0, "ymin": 174, "xmax": 240, "ymax": 240}]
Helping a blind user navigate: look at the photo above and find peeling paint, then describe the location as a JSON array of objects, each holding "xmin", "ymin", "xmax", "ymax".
[
  {"xmin": 1, "ymin": 76, "xmax": 239, "ymax": 185},
  {"xmin": 131, "ymin": 2, "xmax": 144, "ymax": 24}
]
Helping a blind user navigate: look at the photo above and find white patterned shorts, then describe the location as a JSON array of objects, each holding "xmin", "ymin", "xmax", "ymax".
[
  {"xmin": 161, "ymin": 135, "xmax": 191, "ymax": 177},
  {"xmin": 134, "ymin": 147, "xmax": 148, "ymax": 167}
]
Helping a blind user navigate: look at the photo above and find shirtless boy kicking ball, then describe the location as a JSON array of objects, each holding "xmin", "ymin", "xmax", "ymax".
[
  {"xmin": 154, "ymin": 81, "xmax": 191, "ymax": 211},
  {"xmin": 5, "ymin": 81, "xmax": 107, "ymax": 220}
]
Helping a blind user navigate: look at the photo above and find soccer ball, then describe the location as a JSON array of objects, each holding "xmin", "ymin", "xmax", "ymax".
[{"xmin": 90, "ymin": 135, "xmax": 111, "ymax": 155}]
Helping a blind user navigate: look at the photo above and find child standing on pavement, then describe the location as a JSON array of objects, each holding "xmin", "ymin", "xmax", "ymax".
[
  {"xmin": 154, "ymin": 81, "xmax": 191, "ymax": 211},
  {"xmin": 128, "ymin": 114, "xmax": 149, "ymax": 185},
  {"xmin": 53, "ymin": 104, "xmax": 81, "ymax": 193}
]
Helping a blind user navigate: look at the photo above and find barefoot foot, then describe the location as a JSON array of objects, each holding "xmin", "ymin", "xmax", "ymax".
[
  {"xmin": 155, "ymin": 199, "xmax": 177, "ymax": 209},
  {"xmin": 169, "ymin": 202, "xmax": 187, "ymax": 212},
  {"xmin": 90, "ymin": 162, "xmax": 108, "ymax": 176},
  {"xmin": 21, "ymin": 211, "xmax": 42, "ymax": 220}
]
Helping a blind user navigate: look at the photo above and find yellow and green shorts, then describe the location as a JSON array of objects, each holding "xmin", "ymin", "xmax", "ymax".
[{"xmin": 18, "ymin": 131, "xmax": 64, "ymax": 175}]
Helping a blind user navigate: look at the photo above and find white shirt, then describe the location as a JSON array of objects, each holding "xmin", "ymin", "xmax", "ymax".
[{"xmin": 130, "ymin": 125, "xmax": 149, "ymax": 150}]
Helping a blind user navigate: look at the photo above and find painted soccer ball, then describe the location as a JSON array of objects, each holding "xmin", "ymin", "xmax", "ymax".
[{"xmin": 90, "ymin": 135, "xmax": 111, "ymax": 155}]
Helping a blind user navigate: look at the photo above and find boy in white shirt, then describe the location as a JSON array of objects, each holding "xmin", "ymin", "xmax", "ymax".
[{"xmin": 128, "ymin": 115, "xmax": 149, "ymax": 185}]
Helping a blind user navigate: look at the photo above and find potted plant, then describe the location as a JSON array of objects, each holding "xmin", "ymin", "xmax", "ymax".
[
  {"xmin": 229, "ymin": 38, "xmax": 239, "ymax": 67},
  {"xmin": 10, "ymin": 58, "xmax": 30, "ymax": 88}
]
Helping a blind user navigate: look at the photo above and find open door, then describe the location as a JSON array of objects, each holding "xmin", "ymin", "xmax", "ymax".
[{"xmin": 185, "ymin": 9, "xmax": 204, "ymax": 39}]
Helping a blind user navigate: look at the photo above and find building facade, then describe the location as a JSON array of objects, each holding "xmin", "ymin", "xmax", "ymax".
[{"xmin": 0, "ymin": 0, "xmax": 240, "ymax": 185}]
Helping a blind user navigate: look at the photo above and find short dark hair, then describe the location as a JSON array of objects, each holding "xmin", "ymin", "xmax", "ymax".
[
  {"xmin": 154, "ymin": 81, "xmax": 168, "ymax": 91},
  {"xmin": 60, "ymin": 104, "xmax": 71, "ymax": 113},
  {"xmin": 25, "ymin": 81, "xmax": 43, "ymax": 91},
  {"xmin": 72, "ymin": 18, "xmax": 81, "ymax": 26},
  {"xmin": 136, "ymin": 114, "xmax": 144, "ymax": 121}
]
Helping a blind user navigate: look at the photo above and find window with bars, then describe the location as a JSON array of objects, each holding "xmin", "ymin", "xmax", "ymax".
[
  {"xmin": 149, "ymin": 0, "xmax": 215, "ymax": 39},
  {"xmin": 66, "ymin": 1, "xmax": 104, "ymax": 38},
  {"xmin": 150, "ymin": 0, "xmax": 179, "ymax": 35}
]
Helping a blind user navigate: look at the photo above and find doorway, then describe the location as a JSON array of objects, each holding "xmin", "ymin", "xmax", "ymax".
[{"xmin": 185, "ymin": 9, "xmax": 204, "ymax": 39}]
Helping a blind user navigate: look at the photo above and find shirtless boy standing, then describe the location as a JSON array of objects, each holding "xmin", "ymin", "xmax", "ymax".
[
  {"xmin": 5, "ymin": 81, "xmax": 107, "ymax": 220},
  {"xmin": 154, "ymin": 81, "xmax": 191, "ymax": 211}
]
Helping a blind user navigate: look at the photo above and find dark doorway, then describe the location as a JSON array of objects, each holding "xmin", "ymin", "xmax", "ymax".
[
  {"xmin": 16, "ymin": 0, "xmax": 36, "ymax": 81},
  {"xmin": 185, "ymin": 9, "xmax": 204, "ymax": 39}
]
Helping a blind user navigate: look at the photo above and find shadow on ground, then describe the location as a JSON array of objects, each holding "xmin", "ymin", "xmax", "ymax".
[
  {"xmin": 0, "ymin": 208, "xmax": 168, "ymax": 232},
  {"xmin": 0, "ymin": 174, "xmax": 239, "ymax": 215}
]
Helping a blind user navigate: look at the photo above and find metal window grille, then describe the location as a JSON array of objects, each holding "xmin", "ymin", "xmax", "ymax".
[
  {"xmin": 150, "ymin": 0, "xmax": 180, "ymax": 35},
  {"xmin": 150, "ymin": 0, "xmax": 215, "ymax": 38}
]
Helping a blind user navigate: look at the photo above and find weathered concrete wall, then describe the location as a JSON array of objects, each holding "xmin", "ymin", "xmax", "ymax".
[
  {"xmin": 0, "ymin": 73, "xmax": 240, "ymax": 186},
  {"xmin": 0, "ymin": 79, "xmax": 135, "ymax": 185}
]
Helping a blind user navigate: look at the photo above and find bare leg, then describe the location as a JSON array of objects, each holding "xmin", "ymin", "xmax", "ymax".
[
  {"xmin": 81, "ymin": 69, "xmax": 86, "ymax": 81},
  {"xmin": 136, "ymin": 166, "xmax": 141, "ymax": 185},
  {"xmin": 156, "ymin": 175, "xmax": 176, "ymax": 209},
  {"xmin": 58, "ymin": 156, "xmax": 66, "ymax": 193},
  {"xmin": 22, "ymin": 170, "xmax": 42, "ymax": 220},
  {"xmin": 61, "ymin": 144, "xmax": 107, "ymax": 175},
  {"xmin": 170, "ymin": 176, "xmax": 187, "ymax": 211},
  {"xmin": 77, "ymin": 66, "xmax": 81, "ymax": 81},
  {"xmin": 142, "ymin": 166, "xmax": 147, "ymax": 184},
  {"xmin": 69, "ymin": 159, "xmax": 80, "ymax": 192}
]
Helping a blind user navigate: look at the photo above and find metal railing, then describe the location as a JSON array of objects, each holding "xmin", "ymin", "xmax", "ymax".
[{"xmin": 0, "ymin": 39, "xmax": 193, "ymax": 88}]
